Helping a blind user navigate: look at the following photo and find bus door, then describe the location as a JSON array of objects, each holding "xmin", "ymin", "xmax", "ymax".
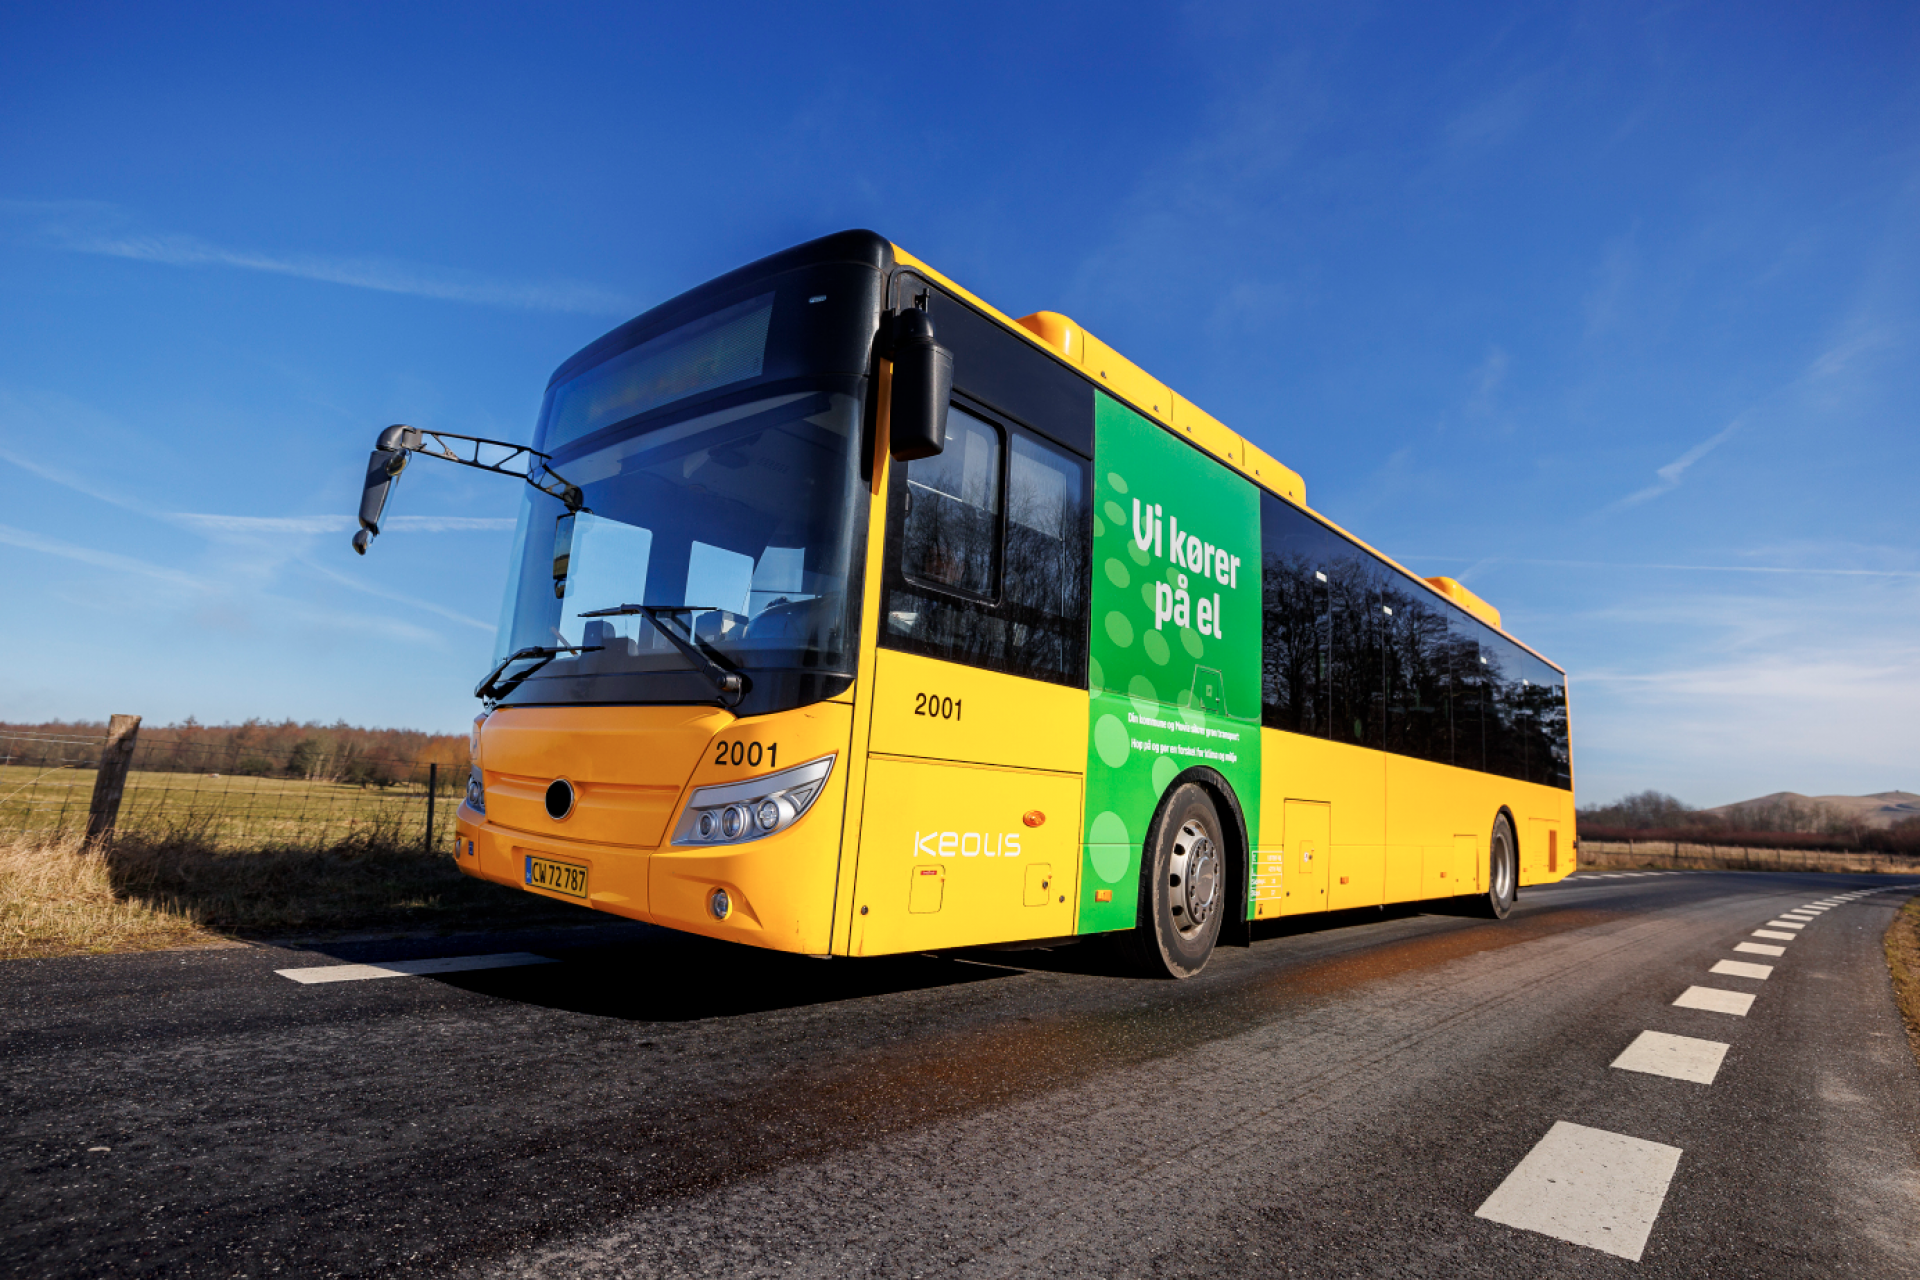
[{"xmin": 848, "ymin": 403, "xmax": 1092, "ymax": 954}]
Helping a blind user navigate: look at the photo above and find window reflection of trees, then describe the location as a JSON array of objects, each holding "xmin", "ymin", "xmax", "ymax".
[
  {"xmin": 1259, "ymin": 492, "xmax": 1570, "ymax": 789},
  {"xmin": 883, "ymin": 409, "xmax": 1089, "ymax": 688}
]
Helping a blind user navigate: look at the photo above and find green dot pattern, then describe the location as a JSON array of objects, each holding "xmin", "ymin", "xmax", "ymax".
[
  {"xmin": 1105, "ymin": 558, "xmax": 1130, "ymax": 588},
  {"xmin": 1105, "ymin": 611, "xmax": 1134, "ymax": 648},
  {"xmin": 1128, "ymin": 674, "xmax": 1159, "ymax": 716},
  {"xmin": 1093, "ymin": 714, "xmax": 1130, "ymax": 768},
  {"xmin": 1088, "ymin": 811, "xmax": 1131, "ymax": 882}
]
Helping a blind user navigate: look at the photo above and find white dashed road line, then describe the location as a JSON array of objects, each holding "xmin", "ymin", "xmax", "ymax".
[
  {"xmin": 1672, "ymin": 985, "xmax": 1756, "ymax": 1016},
  {"xmin": 1475, "ymin": 1121, "xmax": 1684, "ymax": 1261},
  {"xmin": 1610, "ymin": 1030, "xmax": 1730, "ymax": 1085},
  {"xmin": 276, "ymin": 953, "xmax": 557, "ymax": 984},
  {"xmin": 1478, "ymin": 883, "xmax": 1920, "ymax": 1259},
  {"xmin": 1709, "ymin": 959, "xmax": 1773, "ymax": 980}
]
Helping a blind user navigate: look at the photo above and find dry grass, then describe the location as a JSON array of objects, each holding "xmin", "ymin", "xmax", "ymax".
[
  {"xmin": 0, "ymin": 819, "xmax": 593, "ymax": 961},
  {"xmin": 1, "ymin": 831, "xmax": 221, "ymax": 958},
  {"xmin": 1885, "ymin": 896, "xmax": 1920, "ymax": 1073},
  {"xmin": 1579, "ymin": 841, "xmax": 1920, "ymax": 876}
]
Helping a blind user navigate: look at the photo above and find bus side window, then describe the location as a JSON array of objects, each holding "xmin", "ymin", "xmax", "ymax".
[
  {"xmin": 899, "ymin": 406, "xmax": 1003, "ymax": 599},
  {"xmin": 882, "ymin": 405, "xmax": 1089, "ymax": 688}
]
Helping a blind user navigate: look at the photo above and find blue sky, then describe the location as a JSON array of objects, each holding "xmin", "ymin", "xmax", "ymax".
[{"xmin": 2, "ymin": 2, "xmax": 1915, "ymax": 807}]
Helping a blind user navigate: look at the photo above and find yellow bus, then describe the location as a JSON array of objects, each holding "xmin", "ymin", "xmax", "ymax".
[{"xmin": 353, "ymin": 230, "xmax": 1575, "ymax": 977}]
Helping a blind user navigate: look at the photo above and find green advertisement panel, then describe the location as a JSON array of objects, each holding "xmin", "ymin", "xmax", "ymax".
[{"xmin": 1079, "ymin": 393, "xmax": 1263, "ymax": 933}]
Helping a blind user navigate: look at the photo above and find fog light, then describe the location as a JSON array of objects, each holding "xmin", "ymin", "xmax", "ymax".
[{"xmin": 708, "ymin": 888, "xmax": 731, "ymax": 920}]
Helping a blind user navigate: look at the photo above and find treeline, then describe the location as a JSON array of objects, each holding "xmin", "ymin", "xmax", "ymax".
[
  {"xmin": 0, "ymin": 718, "xmax": 468, "ymax": 787},
  {"xmin": 1579, "ymin": 789, "xmax": 1920, "ymax": 855}
]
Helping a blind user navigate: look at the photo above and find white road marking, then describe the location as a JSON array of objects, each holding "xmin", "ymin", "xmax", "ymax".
[
  {"xmin": 1710, "ymin": 959, "xmax": 1773, "ymax": 980},
  {"xmin": 276, "ymin": 953, "xmax": 557, "ymax": 984},
  {"xmin": 1611, "ymin": 1030, "xmax": 1730, "ymax": 1084},
  {"xmin": 1752, "ymin": 929, "xmax": 1797, "ymax": 941},
  {"xmin": 1764, "ymin": 920, "xmax": 1806, "ymax": 930},
  {"xmin": 1673, "ymin": 986, "xmax": 1755, "ymax": 1016},
  {"xmin": 1475, "ymin": 1121, "xmax": 1683, "ymax": 1260},
  {"xmin": 1735, "ymin": 942, "xmax": 1786, "ymax": 957},
  {"xmin": 1779, "ymin": 913, "xmax": 1815, "ymax": 921}
]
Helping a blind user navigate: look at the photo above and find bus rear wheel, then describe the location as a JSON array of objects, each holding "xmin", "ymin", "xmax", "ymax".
[
  {"xmin": 1472, "ymin": 814, "xmax": 1517, "ymax": 920},
  {"xmin": 1120, "ymin": 783, "xmax": 1226, "ymax": 979}
]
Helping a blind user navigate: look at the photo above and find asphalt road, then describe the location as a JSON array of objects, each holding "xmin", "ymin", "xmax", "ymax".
[{"xmin": 5, "ymin": 870, "xmax": 1918, "ymax": 1278}]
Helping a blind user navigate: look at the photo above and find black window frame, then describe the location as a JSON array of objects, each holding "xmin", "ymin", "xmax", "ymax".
[
  {"xmin": 878, "ymin": 390, "xmax": 1092, "ymax": 689},
  {"xmin": 1259, "ymin": 488, "xmax": 1571, "ymax": 790}
]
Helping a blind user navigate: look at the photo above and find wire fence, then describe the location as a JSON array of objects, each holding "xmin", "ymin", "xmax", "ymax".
[{"xmin": 0, "ymin": 723, "xmax": 460, "ymax": 852}]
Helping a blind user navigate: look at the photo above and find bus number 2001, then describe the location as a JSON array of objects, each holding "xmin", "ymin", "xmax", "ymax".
[
  {"xmin": 714, "ymin": 740, "xmax": 778, "ymax": 769},
  {"xmin": 914, "ymin": 693, "xmax": 961, "ymax": 721}
]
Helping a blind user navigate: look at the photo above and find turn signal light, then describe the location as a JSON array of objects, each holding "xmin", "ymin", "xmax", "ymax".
[{"xmin": 1023, "ymin": 810, "xmax": 1046, "ymax": 827}]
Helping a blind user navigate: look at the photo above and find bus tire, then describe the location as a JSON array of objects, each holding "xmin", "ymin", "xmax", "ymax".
[
  {"xmin": 1473, "ymin": 813, "xmax": 1517, "ymax": 920},
  {"xmin": 1120, "ymin": 783, "xmax": 1226, "ymax": 979}
]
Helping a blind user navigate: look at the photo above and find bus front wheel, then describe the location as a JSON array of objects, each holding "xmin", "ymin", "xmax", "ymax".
[
  {"xmin": 1120, "ymin": 783, "xmax": 1226, "ymax": 979},
  {"xmin": 1473, "ymin": 814, "xmax": 1517, "ymax": 920}
]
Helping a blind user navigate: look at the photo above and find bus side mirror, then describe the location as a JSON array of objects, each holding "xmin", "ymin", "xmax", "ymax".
[
  {"xmin": 352, "ymin": 425, "xmax": 420, "ymax": 555},
  {"xmin": 888, "ymin": 308, "xmax": 952, "ymax": 461}
]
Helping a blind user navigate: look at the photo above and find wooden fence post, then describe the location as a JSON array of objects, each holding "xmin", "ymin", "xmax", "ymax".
[
  {"xmin": 85, "ymin": 714, "xmax": 142, "ymax": 845},
  {"xmin": 425, "ymin": 762, "xmax": 437, "ymax": 854}
]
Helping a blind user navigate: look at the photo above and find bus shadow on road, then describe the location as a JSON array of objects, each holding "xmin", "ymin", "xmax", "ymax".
[{"xmin": 432, "ymin": 930, "xmax": 1028, "ymax": 1021}]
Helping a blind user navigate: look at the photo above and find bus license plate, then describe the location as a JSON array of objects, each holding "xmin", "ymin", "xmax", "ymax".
[{"xmin": 526, "ymin": 855, "xmax": 588, "ymax": 899}]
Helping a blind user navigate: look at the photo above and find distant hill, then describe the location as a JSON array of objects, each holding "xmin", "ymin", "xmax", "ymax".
[{"xmin": 1703, "ymin": 791, "xmax": 1920, "ymax": 830}]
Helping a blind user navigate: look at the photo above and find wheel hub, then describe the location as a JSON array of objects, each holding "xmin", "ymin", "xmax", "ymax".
[{"xmin": 1168, "ymin": 818, "xmax": 1220, "ymax": 934}]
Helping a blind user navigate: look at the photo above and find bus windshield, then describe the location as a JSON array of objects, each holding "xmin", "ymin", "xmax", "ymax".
[{"xmin": 490, "ymin": 382, "xmax": 867, "ymax": 714}]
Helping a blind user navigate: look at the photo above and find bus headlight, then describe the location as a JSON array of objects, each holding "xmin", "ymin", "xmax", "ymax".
[
  {"xmin": 672, "ymin": 754, "xmax": 835, "ymax": 846},
  {"xmin": 465, "ymin": 765, "xmax": 487, "ymax": 815}
]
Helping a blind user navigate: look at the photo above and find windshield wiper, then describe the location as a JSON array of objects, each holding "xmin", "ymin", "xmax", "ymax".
[
  {"xmin": 473, "ymin": 643, "xmax": 602, "ymax": 702},
  {"xmin": 577, "ymin": 605, "xmax": 748, "ymax": 707}
]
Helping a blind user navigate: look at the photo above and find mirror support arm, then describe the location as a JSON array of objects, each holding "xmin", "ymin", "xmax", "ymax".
[{"xmin": 353, "ymin": 424, "xmax": 587, "ymax": 555}]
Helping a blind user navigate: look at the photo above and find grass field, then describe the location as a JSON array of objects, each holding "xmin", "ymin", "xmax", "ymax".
[
  {"xmin": 0, "ymin": 826, "xmax": 595, "ymax": 960},
  {"xmin": 0, "ymin": 763, "xmax": 454, "ymax": 851}
]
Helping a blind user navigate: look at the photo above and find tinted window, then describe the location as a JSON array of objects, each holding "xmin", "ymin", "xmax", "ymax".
[
  {"xmin": 1381, "ymin": 580, "xmax": 1452, "ymax": 764},
  {"xmin": 1259, "ymin": 492, "xmax": 1384, "ymax": 746},
  {"xmin": 898, "ymin": 407, "xmax": 1002, "ymax": 599},
  {"xmin": 1262, "ymin": 490, "xmax": 1569, "ymax": 788},
  {"xmin": 882, "ymin": 405, "xmax": 1090, "ymax": 686}
]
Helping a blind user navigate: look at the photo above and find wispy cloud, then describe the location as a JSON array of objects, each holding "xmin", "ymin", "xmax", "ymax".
[
  {"xmin": 0, "ymin": 441, "xmax": 154, "ymax": 513},
  {"xmin": 0, "ymin": 522, "xmax": 208, "ymax": 590},
  {"xmin": 299, "ymin": 558, "xmax": 494, "ymax": 632},
  {"xmin": 1613, "ymin": 418, "xmax": 1741, "ymax": 508},
  {"xmin": 1442, "ymin": 74, "xmax": 1544, "ymax": 153},
  {"xmin": 3, "ymin": 199, "xmax": 635, "ymax": 315},
  {"xmin": 1465, "ymin": 346, "xmax": 1509, "ymax": 419},
  {"xmin": 167, "ymin": 513, "xmax": 514, "ymax": 537}
]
